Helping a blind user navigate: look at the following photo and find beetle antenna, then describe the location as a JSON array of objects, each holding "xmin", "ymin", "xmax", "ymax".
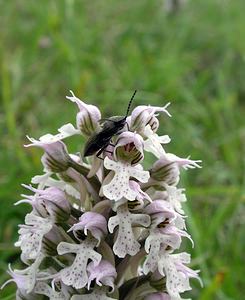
[{"xmin": 125, "ymin": 90, "xmax": 137, "ymax": 117}]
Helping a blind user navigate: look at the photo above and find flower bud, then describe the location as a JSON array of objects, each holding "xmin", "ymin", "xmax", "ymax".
[
  {"xmin": 114, "ymin": 132, "xmax": 144, "ymax": 166},
  {"xmin": 25, "ymin": 137, "xmax": 71, "ymax": 173},
  {"xmin": 41, "ymin": 142, "xmax": 71, "ymax": 173},
  {"xmin": 40, "ymin": 187, "xmax": 71, "ymax": 222},
  {"xmin": 21, "ymin": 185, "xmax": 71, "ymax": 223},
  {"xmin": 130, "ymin": 104, "xmax": 171, "ymax": 133},
  {"xmin": 66, "ymin": 90, "xmax": 101, "ymax": 136},
  {"xmin": 150, "ymin": 159, "xmax": 180, "ymax": 186},
  {"xmin": 150, "ymin": 153, "xmax": 202, "ymax": 186}
]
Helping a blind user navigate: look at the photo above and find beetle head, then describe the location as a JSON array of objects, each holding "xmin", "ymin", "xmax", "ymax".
[{"xmin": 102, "ymin": 116, "xmax": 126, "ymax": 131}]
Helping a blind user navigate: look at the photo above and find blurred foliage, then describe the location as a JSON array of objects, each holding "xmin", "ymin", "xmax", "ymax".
[{"xmin": 0, "ymin": 0, "xmax": 244, "ymax": 299}]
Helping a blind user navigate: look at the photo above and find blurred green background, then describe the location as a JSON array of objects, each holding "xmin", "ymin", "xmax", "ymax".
[{"xmin": 0, "ymin": 0, "xmax": 244, "ymax": 299}]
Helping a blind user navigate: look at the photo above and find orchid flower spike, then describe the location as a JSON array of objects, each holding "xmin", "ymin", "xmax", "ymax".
[{"xmin": 4, "ymin": 91, "xmax": 202, "ymax": 299}]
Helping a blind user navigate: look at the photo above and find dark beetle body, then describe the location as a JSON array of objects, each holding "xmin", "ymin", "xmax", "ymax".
[
  {"xmin": 83, "ymin": 116, "xmax": 126, "ymax": 157},
  {"xmin": 83, "ymin": 90, "xmax": 137, "ymax": 158}
]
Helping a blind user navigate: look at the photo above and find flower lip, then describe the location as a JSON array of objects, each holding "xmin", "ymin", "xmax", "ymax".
[
  {"xmin": 102, "ymin": 157, "xmax": 150, "ymax": 201},
  {"xmin": 57, "ymin": 238, "xmax": 102, "ymax": 289},
  {"xmin": 157, "ymin": 252, "xmax": 202, "ymax": 298},
  {"xmin": 15, "ymin": 212, "xmax": 53, "ymax": 260},
  {"xmin": 108, "ymin": 203, "xmax": 150, "ymax": 258},
  {"xmin": 143, "ymin": 125, "xmax": 171, "ymax": 159},
  {"xmin": 34, "ymin": 282, "xmax": 67, "ymax": 299}
]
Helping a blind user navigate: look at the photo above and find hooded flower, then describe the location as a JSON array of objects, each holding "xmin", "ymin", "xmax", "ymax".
[
  {"xmin": 150, "ymin": 153, "xmax": 202, "ymax": 187},
  {"xmin": 114, "ymin": 131, "xmax": 144, "ymax": 165},
  {"xmin": 18, "ymin": 185, "xmax": 71, "ymax": 223},
  {"xmin": 143, "ymin": 197, "xmax": 194, "ymax": 275},
  {"xmin": 144, "ymin": 199, "xmax": 177, "ymax": 228},
  {"xmin": 108, "ymin": 203, "xmax": 150, "ymax": 257},
  {"xmin": 150, "ymin": 193, "xmax": 187, "ymax": 230},
  {"xmin": 130, "ymin": 104, "xmax": 171, "ymax": 133},
  {"xmin": 57, "ymin": 238, "xmax": 102, "ymax": 289},
  {"xmin": 68, "ymin": 212, "xmax": 107, "ymax": 245},
  {"xmin": 102, "ymin": 157, "xmax": 150, "ymax": 201},
  {"xmin": 66, "ymin": 90, "xmax": 101, "ymax": 136},
  {"xmin": 87, "ymin": 260, "xmax": 117, "ymax": 291},
  {"xmin": 25, "ymin": 139, "xmax": 71, "ymax": 173}
]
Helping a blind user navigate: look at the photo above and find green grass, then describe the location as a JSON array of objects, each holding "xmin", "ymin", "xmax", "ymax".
[{"xmin": 0, "ymin": 0, "xmax": 244, "ymax": 299}]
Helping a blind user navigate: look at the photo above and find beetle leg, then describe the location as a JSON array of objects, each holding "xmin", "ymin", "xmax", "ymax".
[
  {"xmin": 105, "ymin": 150, "xmax": 113, "ymax": 154},
  {"xmin": 96, "ymin": 155, "xmax": 104, "ymax": 160},
  {"xmin": 96, "ymin": 144, "xmax": 112, "ymax": 160},
  {"xmin": 96, "ymin": 147, "xmax": 105, "ymax": 160},
  {"xmin": 109, "ymin": 143, "xmax": 115, "ymax": 147}
]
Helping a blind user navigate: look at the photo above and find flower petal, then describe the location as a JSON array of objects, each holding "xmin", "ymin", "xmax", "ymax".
[
  {"xmin": 57, "ymin": 238, "xmax": 102, "ymax": 289},
  {"xmin": 143, "ymin": 125, "xmax": 171, "ymax": 158},
  {"xmin": 25, "ymin": 123, "xmax": 79, "ymax": 145},
  {"xmin": 108, "ymin": 204, "xmax": 150, "ymax": 258},
  {"xmin": 15, "ymin": 213, "xmax": 53, "ymax": 260},
  {"xmin": 102, "ymin": 157, "xmax": 149, "ymax": 201}
]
